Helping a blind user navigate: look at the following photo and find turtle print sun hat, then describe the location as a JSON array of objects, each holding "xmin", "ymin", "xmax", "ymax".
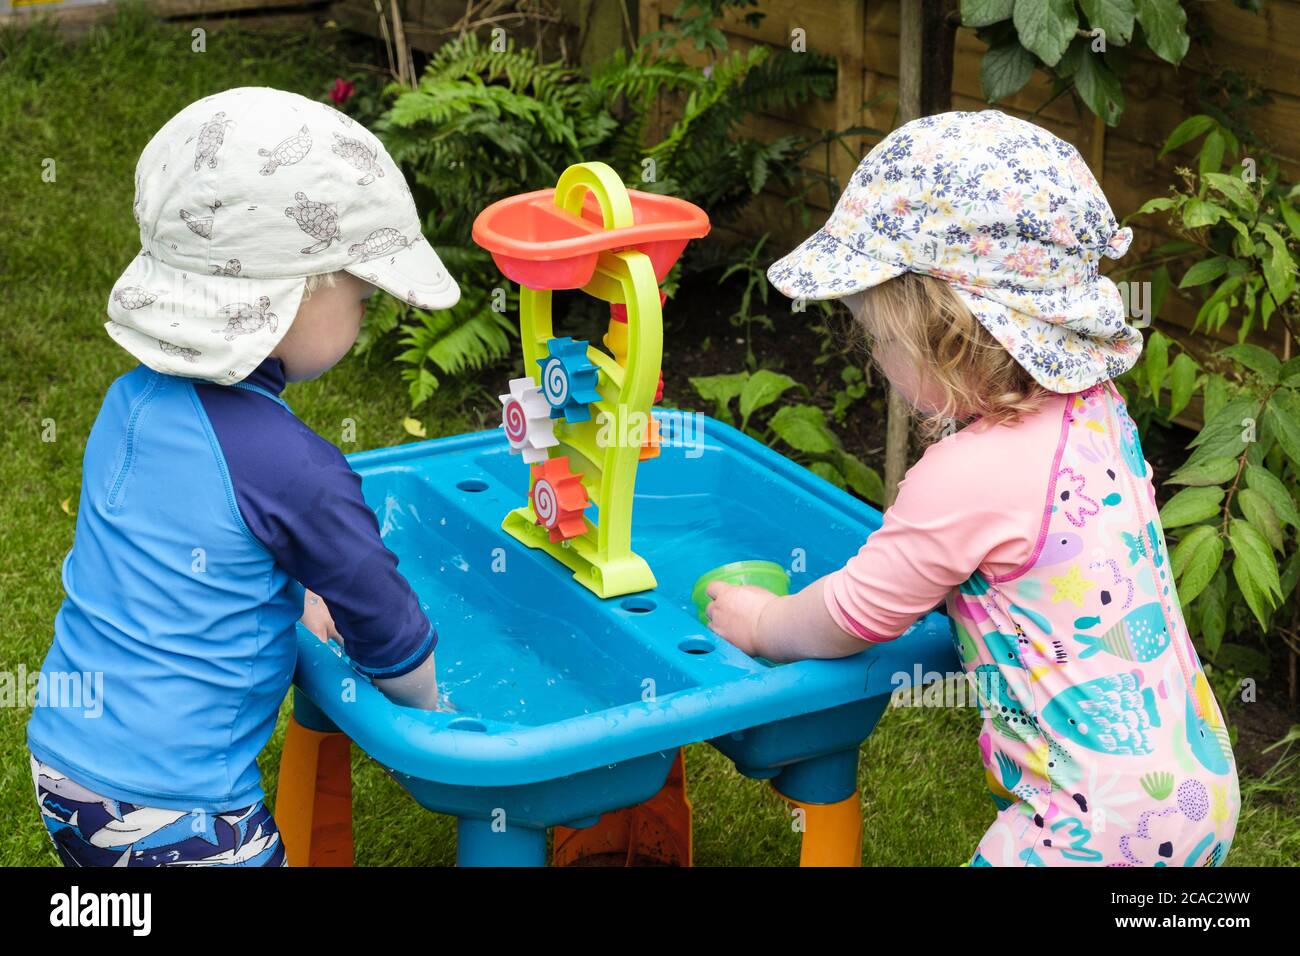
[
  {"xmin": 767, "ymin": 110, "xmax": 1141, "ymax": 393},
  {"xmin": 107, "ymin": 86, "xmax": 459, "ymax": 385}
]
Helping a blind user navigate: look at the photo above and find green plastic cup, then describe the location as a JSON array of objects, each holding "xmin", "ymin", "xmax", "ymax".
[{"xmin": 692, "ymin": 560, "xmax": 791, "ymax": 626}]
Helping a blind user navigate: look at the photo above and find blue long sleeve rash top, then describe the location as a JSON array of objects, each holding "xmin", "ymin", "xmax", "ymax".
[
  {"xmin": 28, "ymin": 359, "xmax": 433, "ymax": 812},
  {"xmin": 194, "ymin": 358, "xmax": 435, "ymax": 678}
]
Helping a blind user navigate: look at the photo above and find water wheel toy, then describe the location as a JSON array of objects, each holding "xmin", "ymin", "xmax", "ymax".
[
  {"xmin": 474, "ymin": 161, "xmax": 709, "ymax": 598},
  {"xmin": 274, "ymin": 165, "xmax": 961, "ymax": 871}
]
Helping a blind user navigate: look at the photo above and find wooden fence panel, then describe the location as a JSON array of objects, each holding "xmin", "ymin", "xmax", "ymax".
[{"xmin": 682, "ymin": 0, "xmax": 1299, "ymax": 352}]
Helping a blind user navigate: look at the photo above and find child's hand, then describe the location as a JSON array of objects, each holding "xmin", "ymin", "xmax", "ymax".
[
  {"xmin": 375, "ymin": 654, "xmax": 440, "ymax": 710},
  {"xmin": 704, "ymin": 582, "xmax": 778, "ymax": 657},
  {"xmin": 301, "ymin": 589, "xmax": 342, "ymax": 644}
]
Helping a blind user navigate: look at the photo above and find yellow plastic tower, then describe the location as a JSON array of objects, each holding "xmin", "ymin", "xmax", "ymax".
[{"xmin": 496, "ymin": 163, "xmax": 674, "ymax": 597}]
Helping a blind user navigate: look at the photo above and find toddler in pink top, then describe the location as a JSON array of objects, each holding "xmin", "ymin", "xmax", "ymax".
[{"xmin": 704, "ymin": 111, "xmax": 1240, "ymax": 867}]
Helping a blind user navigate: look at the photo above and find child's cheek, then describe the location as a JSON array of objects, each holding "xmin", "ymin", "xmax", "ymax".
[
  {"xmin": 875, "ymin": 346, "xmax": 917, "ymax": 401},
  {"xmin": 877, "ymin": 346, "xmax": 946, "ymax": 417}
]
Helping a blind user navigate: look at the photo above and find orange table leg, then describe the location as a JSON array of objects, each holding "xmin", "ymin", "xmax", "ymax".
[
  {"xmin": 275, "ymin": 714, "xmax": 354, "ymax": 867},
  {"xmin": 786, "ymin": 792, "xmax": 863, "ymax": 867},
  {"xmin": 552, "ymin": 749, "xmax": 691, "ymax": 866}
]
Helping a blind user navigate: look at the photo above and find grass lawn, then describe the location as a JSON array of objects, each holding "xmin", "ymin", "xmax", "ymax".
[{"xmin": 2, "ymin": 6, "xmax": 1297, "ymax": 868}]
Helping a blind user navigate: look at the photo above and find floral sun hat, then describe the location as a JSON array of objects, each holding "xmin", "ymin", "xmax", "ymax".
[
  {"xmin": 767, "ymin": 109, "xmax": 1140, "ymax": 393},
  {"xmin": 107, "ymin": 86, "xmax": 460, "ymax": 385}
]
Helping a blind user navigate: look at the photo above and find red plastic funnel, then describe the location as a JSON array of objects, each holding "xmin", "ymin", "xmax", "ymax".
[{"xmin": 473, "ymin": 188, "xmax": 710, "ymax": 290}]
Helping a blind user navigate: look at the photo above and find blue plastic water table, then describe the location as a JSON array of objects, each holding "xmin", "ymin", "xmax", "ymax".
[{"xmin": 278, "ymin": 412, "xmax": 961, "ymax": 866}]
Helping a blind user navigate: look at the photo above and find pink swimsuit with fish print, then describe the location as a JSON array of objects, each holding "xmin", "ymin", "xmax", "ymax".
[{"xmin": 824, "ymin": 383, "xmax": 1240, "ymax": 866}]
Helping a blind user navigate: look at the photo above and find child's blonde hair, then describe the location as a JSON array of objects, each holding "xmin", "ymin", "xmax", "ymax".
[
  {"xmin": 849, "ymin": 272, "xmax": 1049, "ymax": 436},
  {"xmin": 303, "ymin": 271, "xmax": 340, "ymax": 297}
]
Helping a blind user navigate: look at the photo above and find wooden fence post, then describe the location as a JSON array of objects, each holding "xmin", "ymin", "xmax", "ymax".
[{"xmin": 884, "ymin": 0, "xmax": 956, "ymax": 505}]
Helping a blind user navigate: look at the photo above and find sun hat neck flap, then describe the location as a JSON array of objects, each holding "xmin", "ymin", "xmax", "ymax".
[
  {"xmin": 766, "ymin": 110, "xmax": 1143, "ymax": 393},
  {"xmin": 107, "ymin": 86, "xmax": 460, "ymax": 385}
]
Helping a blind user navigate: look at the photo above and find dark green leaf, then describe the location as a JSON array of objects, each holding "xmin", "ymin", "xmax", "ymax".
[
  {"xmin": 1168, "ymin": 352, "xmax": 1198, "ymax": 418},
  {"xmin": 1171, "ymin": 523, "xmax": 1214, "ymax": 578},
  {"xmin": 1230, "ymin": 518, "xmax": 1282, "ymax": 593},
  {"xmin": 1132, "ymin": 195, "xmax": 1177, "ymax": 216},
  {"xmin": 1145, "ymin": 330, "xmax": 1169, "ymax": 402},
  {"xmin": 1214, "ymin": 643, "xmax": 1271, "ymax": 678},
  {"xmin": 1178, "ymin": 257, "xmax": 1229, "ymax": 289},
  {"xmin": 1246, "ymin": 401, "xmax": 1277, "ymax": 466},
  {"xmin": 1186, "ymin": 397, "xmax": 1257, "ymax": 466},
  {"xmin": 1182, "ymin": 198, "xmax": 1225, "ymax": 228},
  {"xmin": 1072, "ymin": 49, "xmax": 1124, "ymax": 125},
  {"xmin": 809, "ymin": 460, "xmax": 846, "ymax": 489},
  {"xmin": 1229, "ymin": 518, "xmax": 1282, "ymax": 628},
  {"xmin": 834, "ymin": 452, "xmax": 886, "ymax": 505},
  {"xmin": 1159, "ymin": 486, "xmax": 1225, "ymax": 528},
  {"xmin": 1055, "ymin": 35, "xmax": 1086, "ymax": 78},
  {"xmin": 1171, "ymin": 524, "xmax": 1223, "ymax": 605},
  {"xmin": 1199, "ymin": 569, "xmax": 1228, "ymax": 655},
  {"xmin": 1278, "ymin": 199, "xmax": 1300, "ymax": 242},
  {"xmin": 1201, "ymin": 172, "xmax": 1256, "ymax": 211},
  {"xmin": 690, "ymin": 372, "xmax": 749, "ymax": 423},
  {"xmin": 1198, "ymin": 129, "xmax": 1225, "ymax": 175},
  {"xmin": 1237, "ymin": 488, "xmax": 1284, "ymax": 552},
  {"xmin": 963, "ymin": 0, "xmax": 1016, "ymax": 27},
  {"xmin": 1220, "ymin": 344, "xmax": 1281, "ymax": 382},
  {"xmin": 980, "ymin": 42, "xmax": 1037, "ymax": 101},
  {"xmin": 1167, "ymin": 456, "xmax": 1237, "ymax": 487},
  {"xmin": 1266, "ymin": 391, "xmax": 1300, "ymax": 467},
  {"xmin": 690, "ymin": 372, "xmax": 749, "ymax": 404},
  {"xmin": 1135, "ymin": 0, "xmax": 1190, "ymax": 64},
  {"xmin": 1245, "ymin": 463, "xmax": 1300, "ymax": 528},
  {"xmin": 769, "ymin": 404, "xmax": 836, "ymax": 454},
  {"xmin": 1193, "ymin": 275, "xmax": 1242, "ymax": 333},
  {"xmin": 1202, "ymin": 374, "xmax": 1229, "ymax": 422},
  {"xmin": 1013, "ymin": 0, "xmax": 1078, "ymax": 66},
  {"xmin": 1149, "ymin": 264, "xmax": 1171, "ymax": 320},
  {"xmin": 1281, "ymin": 550, "xmax": 1300, "ymax": 603},
  {"xmin": 1159, "ymin": 114, "xmax": 1215, "ymax": 157},
  {"xmin": 1257, "ymin": 222, "xmax": 1297, "ymax": 306},
  {"xmin": 1279, "ymin": 356, "xmax": 1300, "ymax": 387},
  {"xmin": 1080, "ymin": 0, "xmax": 1136, "ymax": 44},
  {"xmin": 738, "ymin": 369, "xmax": 798, "ymax": 425}
]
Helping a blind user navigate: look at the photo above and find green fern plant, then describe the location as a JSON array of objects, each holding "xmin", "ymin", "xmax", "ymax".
[
  {"xmin": 395, "ymin": 285, "xmax": 517, "ymax": 407},
  {"xmin": 369, "ymin": 8, "xmax": 836, "ymax": 406}
]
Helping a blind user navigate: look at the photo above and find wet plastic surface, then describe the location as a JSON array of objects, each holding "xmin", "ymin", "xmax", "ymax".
[{"xmin": 292, "ymin": 413, "xmax": 959, "ymax": 820}]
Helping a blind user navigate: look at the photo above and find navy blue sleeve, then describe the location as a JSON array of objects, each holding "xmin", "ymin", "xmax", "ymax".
[{"xmin": 194, "ymin": 383, "xmax": 435, "ymax": 678}]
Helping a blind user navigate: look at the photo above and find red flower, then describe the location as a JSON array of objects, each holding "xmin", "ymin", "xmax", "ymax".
[{"xmin": 329, "ymin": 78, "xmax": 356, "ymax": 106}]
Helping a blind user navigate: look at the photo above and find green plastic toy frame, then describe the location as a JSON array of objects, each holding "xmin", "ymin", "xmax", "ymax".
[{"xmin": 501, "ymin": 162, "xmax": 663, "ymax": 598}]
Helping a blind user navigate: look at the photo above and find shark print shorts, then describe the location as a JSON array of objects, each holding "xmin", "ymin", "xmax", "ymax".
[{"xmin": 31, "ymin": 755, "xmax": 287, "ymax": 867}]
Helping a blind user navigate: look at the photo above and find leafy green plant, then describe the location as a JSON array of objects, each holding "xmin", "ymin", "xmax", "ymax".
[
  {"xmin": 690, "ymin": 369, "xmax": 885, "ymax": 503},
  {"xmin": 641, "ymin": 0, "xmax": 766, "ymax": 52},
  {"xmin": 1120, "ymin": 117, "xmax": 1300, "ymax": 678},
  {"xmin": 961, "ymin": 0, "xmax": 1193, "ymax": 125},
  {"xmin": 717, "ymin": 234, "xmax": 772, "ymax": 369},
  {"xmin": 1128, "ymin": 114, "xmax": 1298, "ymax": 342},
  {"xmin": 830, "ymin": 366, "xmax": 868, "ymax": 425},
  {"xmin": 366, "ymin": 9, "xmax": 835, "ymax": 406},
  {"xmin": 1153, "ymin": 344, "xmax": 1300, "ymax": 632}
]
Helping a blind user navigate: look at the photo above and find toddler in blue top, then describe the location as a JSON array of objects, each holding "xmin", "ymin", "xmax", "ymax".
[{"xmin": 26, "ymin": 87, "xmax": 460, "ymax": 867}]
